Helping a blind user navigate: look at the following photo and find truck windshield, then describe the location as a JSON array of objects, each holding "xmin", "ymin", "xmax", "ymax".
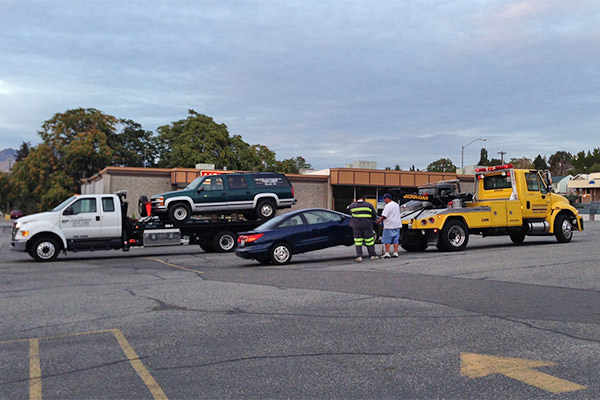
[
  {"xmin": 185, "ymin": 176, "xmax": 205, "ymax": 190},
  {"xmin": 52, "ymin": 196, "xmax": 77, "ymax": 211}
]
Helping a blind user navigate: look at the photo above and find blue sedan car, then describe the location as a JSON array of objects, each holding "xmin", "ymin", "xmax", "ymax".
[{"xmin": 235, "ymin": 208, "xmax": 356, "ymax": 265}]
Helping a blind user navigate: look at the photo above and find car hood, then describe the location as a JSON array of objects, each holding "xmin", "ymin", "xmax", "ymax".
[
  {"xmin": 16, "ymin": 211, "xmax": 59, "ymax": 225},
  {"xmin": 152, "ymin": 190, "xmax": 188, "ymax": 199}
]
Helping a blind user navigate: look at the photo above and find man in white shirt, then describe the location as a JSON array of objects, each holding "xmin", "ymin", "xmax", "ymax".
[{"xmin": 376, "ymin": 193, "xmax": 401, "ymax": 258}]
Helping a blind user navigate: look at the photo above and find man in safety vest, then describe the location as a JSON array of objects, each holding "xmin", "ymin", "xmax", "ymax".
[{"xmin": 348, "ymin": 194, "xmax": 379, "ymax": 262}]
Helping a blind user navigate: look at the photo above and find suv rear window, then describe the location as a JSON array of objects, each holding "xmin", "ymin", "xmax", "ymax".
[{"xmin": 252, "ymin": 174, "xmax": 289, "ymax": 187}]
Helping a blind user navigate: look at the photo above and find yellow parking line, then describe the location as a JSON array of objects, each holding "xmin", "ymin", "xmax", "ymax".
[
  {"xmin": 111, "ymin": 329, "xmax": 168, "ymax": 400},
  {"xmin": 145, "ymin": 257, "xmax": 203, "ymax": 275},
  {"xmin": 29, "ymin": 338, "xmax": 41, "ymax": 400}
]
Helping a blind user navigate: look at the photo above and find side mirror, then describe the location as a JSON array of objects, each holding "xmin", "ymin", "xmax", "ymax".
[
  {"xmin": 197, "ymin": 186, "xmax": 204, "ymax": 192},
  {"xmin": 63, "ymin": 207, "xmax": 73, "ymax": 216}
]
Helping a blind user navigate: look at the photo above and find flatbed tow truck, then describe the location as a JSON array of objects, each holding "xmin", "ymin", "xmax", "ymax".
[
  {"xmin": 400, "ymin": 164, "xmax": 584, "ymax": 251},
  {"xmin": 11, "ymin": 191, "xmax": 262, "ymax": 261}
]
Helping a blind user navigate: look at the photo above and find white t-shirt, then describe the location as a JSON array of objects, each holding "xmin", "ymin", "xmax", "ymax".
[{"xmin": 381, "ymin": 201, "xmax": 402, "ymax": 229}]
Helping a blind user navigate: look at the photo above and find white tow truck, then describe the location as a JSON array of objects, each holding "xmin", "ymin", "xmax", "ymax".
[{"xmin": 11, "ymin": 192, "xmax": 262, "ymax": 261}]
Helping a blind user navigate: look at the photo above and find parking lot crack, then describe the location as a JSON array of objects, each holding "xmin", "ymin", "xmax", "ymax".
[{"xmin": 155, "ymin": 351, "xmax": 393, "ymax": 370}]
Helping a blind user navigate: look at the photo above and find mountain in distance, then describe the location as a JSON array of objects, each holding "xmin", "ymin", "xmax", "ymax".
[{"xmin": 0, "ymin": 148, "xmax": 16, "ymax": 172}]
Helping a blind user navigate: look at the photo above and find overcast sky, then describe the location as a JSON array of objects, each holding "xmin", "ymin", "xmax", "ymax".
[{"xmin": 1, "ymin": 0, "xmax": 599, "ymax": 170}]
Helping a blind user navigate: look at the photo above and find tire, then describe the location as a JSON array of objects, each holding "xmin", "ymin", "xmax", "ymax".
[
  {"xmin": 169, "ymin": 202, "xmax": 191, "ymax": 222},
  {"xmin": 402, "ymin": 240, "xmax": 428, "ymax": 252},
  {"xmin": 554, "ymin": 214, "xmax": 573, "ymax": 243},
  {"xmin": 256, "ymin": 199, "xmax": 276, "ymax": 220},
  {"xmin": 270, "ymin": 242, "xmax": 292, "ymax": 265},
  {"xmin": 213, "ymin": 231, "xmax": 237, "ymax": 252},
  {"xmin": 138, "ymin": 195, "xmax": 149, "ymax": 217},
  {"xmin": 438, "ymin": 219, "xmax": 469, "ymax": 251},
  {"xmin": 29, "ymin": 236, "xmax": 60, "ymax": 262},
  {"xmin": 401, "ymin": 233, "xmax": 428, "ymax": 252},
  {"xmin": 509, "ymin": 232, "xmax": 526, "ymax": 244}
]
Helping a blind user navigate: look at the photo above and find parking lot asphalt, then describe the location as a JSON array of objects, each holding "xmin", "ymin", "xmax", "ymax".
[{"xmin": 1, "ymin": 220, "xmax": 599, "ymax": 399}]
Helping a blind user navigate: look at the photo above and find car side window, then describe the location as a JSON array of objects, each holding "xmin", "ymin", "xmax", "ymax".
[
  {"xmin": 279, "ymin": 215, "xmax": 304, "ymax": 227},
  {"xmin": 201, "ymin": 176, "xmax": 224, "ymax": 191},
  {"xmin": 228, "ymin": 176, "xmax": 248, "ymax": 190},
  {"xmin": 102, "ymin": 197, "xmax": 115, "ymax": 212},
  {"xmin": 304, "ymin": 210, "xmax": 341, "ymax": 225},
  {"xmin": 71, "ymin": 198, "xmax": 97, "ymax": 214}
]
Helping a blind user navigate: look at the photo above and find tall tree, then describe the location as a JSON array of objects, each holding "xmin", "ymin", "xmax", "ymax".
[
  {"xmin": 548, "ymin": 151, "xmax": 572, "ymax": 176},
  {"xmin": 15, "ymin": 141, "xmax": 31, "ymax": 162},
  {"xmin": 478, "ymin": 148, "xmax": 490, "ymax": 166},
  {"xmin": 533, "ymin": 154, "xmax": 548, "ymax": 170},
  {"xmin": 509, "ymin": 157, "xmax": 534, "ymax": 169},
  {"xmin": 426, "ymin": 158, "xmax": 457, "ymax": 172},
  {"xmin": 113, "ymin": 120, "xmax": 158, "ymax": 167}
]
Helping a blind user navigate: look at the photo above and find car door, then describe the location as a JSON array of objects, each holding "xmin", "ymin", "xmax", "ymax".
[
  {"xmin": 60, "ymin": 197, "xmax": 103, "ymax": 240},
  {"xmin": 100, "ymin": 196, "xmax": 122, "ymax": 238},
  {"xmin": 195, "ymin": 175, "xmax": 229, "ymax": 211},
  {"xmin": 301, "ymin": 210, "xmax": 349, "ymax": 251},
  {"xmin": 225, "ymin": 175, "xmax": 253, "ymax": 210},
  {"xmin": 522, "ymin": 172, "xmax": 551, "ymax": 219},
  {"xmin": 275, "ymin": 213, "xmax": 312, "ymax": 252}
]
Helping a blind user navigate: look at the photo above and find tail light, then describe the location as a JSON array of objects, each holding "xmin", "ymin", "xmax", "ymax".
[
  {"xmin": 237, "ymin": 233, "xmax": 264, "ymax": 244},
  {"xmin": 291, "ymin": 186, "xmax": 295, "ymax": 197}
]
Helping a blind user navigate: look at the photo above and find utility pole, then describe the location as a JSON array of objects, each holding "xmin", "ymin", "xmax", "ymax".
[{"xmin": 498, "ymin": 151, "xmax": 507, "ymax": 164}]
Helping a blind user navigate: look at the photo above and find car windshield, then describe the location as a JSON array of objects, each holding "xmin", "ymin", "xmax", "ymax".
[
  {"xmin": 52, "ymin": 196, "xmax": 77, "ymax": 211},
  {"xmin": 184, "ymin": 176, "xmax": 205, "ymax": 190}
]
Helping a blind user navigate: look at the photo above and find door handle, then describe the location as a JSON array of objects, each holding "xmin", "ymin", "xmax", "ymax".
[
  {"xmin": 96, "ymin": 216, "xmax": 100, "ymax": 221},
  {"xmin": 526, "ymin": 201, "xmax": 531, "ymax": 209}
]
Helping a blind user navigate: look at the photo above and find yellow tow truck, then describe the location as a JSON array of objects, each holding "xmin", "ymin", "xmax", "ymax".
[{"xmin": 400, "ymin": 164, "xmax": 584, "ymax": 251}]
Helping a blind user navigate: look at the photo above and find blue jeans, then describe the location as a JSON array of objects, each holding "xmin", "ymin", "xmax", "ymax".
[{"xmin": 382, "ymin": 228, "xmax": 400, "ymax": 244}]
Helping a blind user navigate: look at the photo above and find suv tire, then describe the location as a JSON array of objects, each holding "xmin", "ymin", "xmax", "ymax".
[
  {"xmin": 256, "ymin": 199, "xmax": 276, "ymax": 220},
  {"xmin": 169, "ymin": 202, "xmax": 191, "ymax": 222}
]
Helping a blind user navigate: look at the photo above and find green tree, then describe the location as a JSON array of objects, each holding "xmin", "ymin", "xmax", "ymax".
[
  {"xmin": 509, "ymin": 157, "xmax": 534, "ymax": 169},
  {"xmin": 275, "ymin": 156, "xmax": 312, "ymax": 174},
  {"xmin": 426, "ymin": 158, "xmax": 457, "ymax": 172},
  {"xmin": 533, "ymin": 154, "xmax": 548, "ymax": 170},
  {"xmin": 15, "ymin": 141, "xmax": 31, "ymax": 162},
  {"xmin": 478, "ymin": 148, "xmax": 490, "ymax": 166},
  {"xmin": 548, "ymin": 151, "xmax": 572, "ymax": 176},
  {"xmin": 113, "ymin": 120, "xmax": 158, "ymax": 167}
]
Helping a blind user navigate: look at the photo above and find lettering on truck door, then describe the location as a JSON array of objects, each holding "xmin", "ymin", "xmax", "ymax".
[
  {"xmin": 522, "ymin": 172, "xmax": 551, "ymax": 219},
  {"xmin": 61, "ymin": 197, "xmax": 102, "ymax": 240}
]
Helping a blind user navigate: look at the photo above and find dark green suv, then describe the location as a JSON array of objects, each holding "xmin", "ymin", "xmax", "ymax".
[{"xmin": 150, "ymin": 172, "xmax": 296, "ymax": 222}]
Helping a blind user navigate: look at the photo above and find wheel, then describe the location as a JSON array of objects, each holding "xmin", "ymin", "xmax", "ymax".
[
  {"xmin": 438, "ymin": 219, "xmax": 469, "ymax": 251},
  {"xmin": 213, "ymin": 231, "xmax": 237, "ymax": 252},
  {"xmin": 138, "ymin": 195, "xmax": 149, "ymax": 217},
  {"xmin": 402, "ymin": 241, "xmax": 428, "ymax": 252},
  {"xmin": 509, "ymin": 232, "xmax": 526, "ymax": 244},
  {"xmin": 29, "ymin": 236, "xmax": 60, "ymax": 262},
  {"xmin": 554, "ymin": 214, "xmax": 573, "ymax": 243},
  {"xmin": 199, "ymin": 241, "xmax": 214, "ymax": 252},
  {"xmin": 270, "ymin": 242, "xmax": 292, "ymax": 265},
  {"xmin": 255, "ymin": 199, "xmax": 276, "ymax": 220},
  {"xmin": 168, "ymin": 202, "xmax": 191, "ymax": 222}
]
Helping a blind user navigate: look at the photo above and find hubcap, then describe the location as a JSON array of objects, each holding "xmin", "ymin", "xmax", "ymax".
[
  {"xmin": 261, "ymin": 204, "xmax": 274, "ymax": 217},
  {"xmin": 219, "ymin": 235, "xmax": 235, "ymax": 251},
  {"xmin": 272, "ymin": 245, "xmax": 290, "ymax": 263},
  {"xmin": 37, "ymin": 241, "xmax": 56, "ymax": 260},
  {"xmin": 448, "ymin": 225, "xmax": 466, "ymax": 248},
  {"xmin": 174, "ymin": 207, "xmax": 188, "ymax": 220},
  {"xmin": 562, "ymin": 219, "xmax": 573, "ymax": 239}
]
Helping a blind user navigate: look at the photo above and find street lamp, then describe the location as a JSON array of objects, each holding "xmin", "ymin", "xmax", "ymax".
[{"xmin": 461, "ymin": 138, "xmax": 487, "ymax": 170}]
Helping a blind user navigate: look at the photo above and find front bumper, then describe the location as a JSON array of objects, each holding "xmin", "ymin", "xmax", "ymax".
[{"xmin": 11, "ymin": 240, "xmax": 27, "ymax": 252}]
